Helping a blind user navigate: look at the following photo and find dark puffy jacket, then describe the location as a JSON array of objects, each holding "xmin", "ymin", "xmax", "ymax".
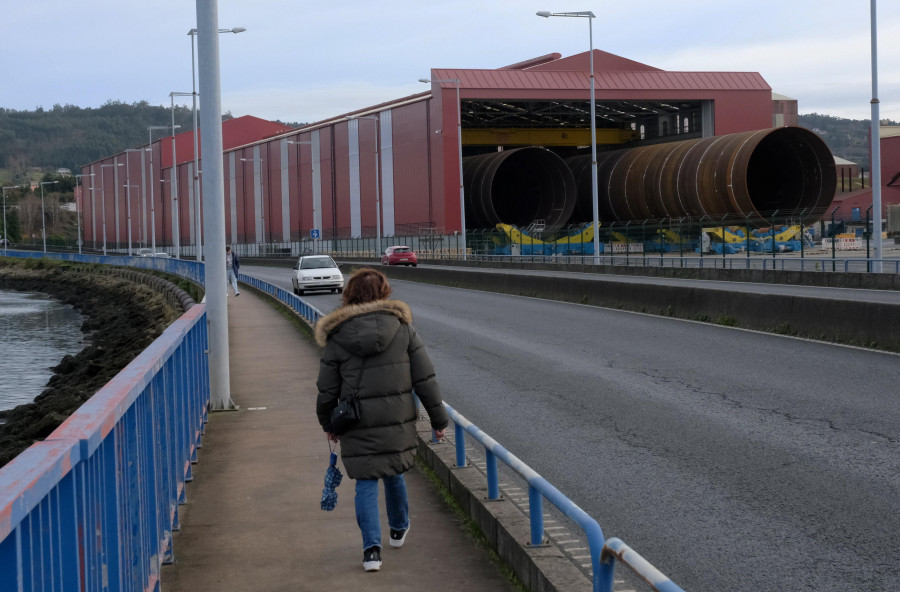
[{"xmin": 315, "ymin": 299, "xmax": 449, "ymax": 480}]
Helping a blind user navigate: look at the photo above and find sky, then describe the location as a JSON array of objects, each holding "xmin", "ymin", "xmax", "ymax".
[{"xmin": 4, "ymin": 1, "xmax": 899, "ymax": 125}]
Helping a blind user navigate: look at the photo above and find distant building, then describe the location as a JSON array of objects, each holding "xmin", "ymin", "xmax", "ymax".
[
  {"xmin": 835, "ymin": 156, "xmax": 860, "ymax": 192},
  {"xmin": 829, "ymin": 126, "xmax": 900, "ymax": 228},
  {"xmin": 772, "ymin": 93, "xmax": 798, "ymax": 127},
  {"xmin": 56, "ymin": 168, "xmax": 72, "ymax": 176}
]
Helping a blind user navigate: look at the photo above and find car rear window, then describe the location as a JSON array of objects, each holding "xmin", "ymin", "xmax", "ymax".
[{"xmin": 395, "ymin": 247, "xmax": 411, "ymax": 253}]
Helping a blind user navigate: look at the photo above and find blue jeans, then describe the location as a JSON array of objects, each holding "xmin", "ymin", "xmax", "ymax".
[
  {"xmin": 354, "ymin": 474, "xmax": 409, "ymax": 550},
  {"xmin": 226, "ymin": 269, "xmax": 239, "ymax": 294}
]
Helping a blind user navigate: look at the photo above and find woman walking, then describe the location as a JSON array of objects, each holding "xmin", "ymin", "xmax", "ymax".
[{"xmin": 315, "ymin": 268, "xmax": 449, "ymax": 572}]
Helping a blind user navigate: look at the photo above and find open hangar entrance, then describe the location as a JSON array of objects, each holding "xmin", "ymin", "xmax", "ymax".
[{"xmin": 424, "ymin": 51, "xmax": 835, "ymax": 247}]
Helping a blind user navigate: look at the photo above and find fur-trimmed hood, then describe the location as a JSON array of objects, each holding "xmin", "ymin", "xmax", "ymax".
[{"xmin": 314, "ymin": 299, "xmax": 413, "ymax": 349}]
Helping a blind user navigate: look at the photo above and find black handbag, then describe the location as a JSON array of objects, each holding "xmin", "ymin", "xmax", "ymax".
[
  {"xmin": 328, "ymin": 357, "xmax": 367, "ymax": 435},
  {"xmin": 329, "ymin": 394, "xmax": 360, "ymax": 435}
]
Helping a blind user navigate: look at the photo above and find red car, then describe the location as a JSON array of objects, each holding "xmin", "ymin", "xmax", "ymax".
[{"xmin": 381, "ymin": 245, "xmax": 418, "ymax": 267}]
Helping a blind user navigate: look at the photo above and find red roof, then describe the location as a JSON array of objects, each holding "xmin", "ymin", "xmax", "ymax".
[{"xmin": 430, "ymin": 50, "xmax": 770, "ymax": 95}]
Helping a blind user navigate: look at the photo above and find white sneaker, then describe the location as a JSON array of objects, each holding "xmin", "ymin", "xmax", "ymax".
[
  {"xmin": 389, "ymin": 525, "xmax": 409, "ymax": 548},
  {"xmin": 363, "ymin": 546, "xmax": 382, "ymax": 571}
]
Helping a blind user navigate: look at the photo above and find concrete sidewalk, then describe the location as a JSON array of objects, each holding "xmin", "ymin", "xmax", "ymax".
[{"xmin": 160, "ymin": 288, "xmax": 518, "ymax": 592}]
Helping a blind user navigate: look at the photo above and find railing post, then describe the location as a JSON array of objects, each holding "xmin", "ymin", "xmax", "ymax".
[
  {"xmin": 454, "ymin": 422, "xmax": 467, "ymax": 468},
  {"xmin": 528, "ymin": 485, "xmax": 544, "ymax": 545},
  {"xmin": 486, "ymin": 450, "xmax": 500, "ymax": 499}
]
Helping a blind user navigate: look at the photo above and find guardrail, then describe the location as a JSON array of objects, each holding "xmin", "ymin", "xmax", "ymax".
[
  {"xmin": 443, "ymin": 403, "xmax": 684, "ymax": 592},
  {"xmin": 238, "ymin": 274, "xmax": 324, "ymax": 326},
  {"xmin": 237, "ymin": 273, "xmax": 683, "ymax": 592},
  {"xmin": 0, "ymin": 250, "xmax": 205, "ymax": 285},
  {"xmin": 0, "ymin": 303, "xmax": 210, "ymax": 592}
]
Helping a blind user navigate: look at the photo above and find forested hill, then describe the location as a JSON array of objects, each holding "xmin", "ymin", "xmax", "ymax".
[
  {"xmin": 797, "ymin": 113, "xmax": 898, "ymax": 171},
  {"xmin": 0, "ymin": 101, "xmax": 889, "ymax": 177},
  {"xmin": 0, "ymin": 102, "xmax": 201, "ymax": 174},
  {"xmin": 0, "ymin": 101, "xmax": 302, "ymax": 180}
]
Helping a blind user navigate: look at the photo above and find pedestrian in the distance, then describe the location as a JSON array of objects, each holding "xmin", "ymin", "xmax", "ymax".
[
  {"xmin": 315, "ymin": 268, "xmax": 449, "ymax": 572},
  {"xmin": 226, "ymin": 245, "xmax": 240, "ymax": 296}
]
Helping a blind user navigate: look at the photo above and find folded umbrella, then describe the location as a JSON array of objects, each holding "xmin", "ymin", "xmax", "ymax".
[{"xmin": 321, "ymin": 451, "xmax": 343, "ymax": 511}]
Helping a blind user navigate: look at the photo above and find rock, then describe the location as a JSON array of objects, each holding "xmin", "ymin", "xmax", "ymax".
[{"xmin": 0, "ymin": 261, "xmax": 182, "ymax": 468}]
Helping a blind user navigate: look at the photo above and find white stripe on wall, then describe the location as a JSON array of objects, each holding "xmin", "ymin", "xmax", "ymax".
[
  {"xmin": 280, "ymin": 140, "xmax": 290, "ymax": 241},
  {"xmin": 348, "ymin": 119, "xmax": 362, "ymax": 238},
  {"xmin": 311, "ymin": 130, "xmax": 322, "ymax": 236},
  {"xmin": 380, "ymin": 110, "xmax": 395, "ymax": 236}
]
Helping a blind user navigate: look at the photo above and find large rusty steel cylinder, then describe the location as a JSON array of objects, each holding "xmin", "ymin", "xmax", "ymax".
[
  {"xmin": 565, "ymin": 126, "xmax": 836, "ymax": 224},
  {"xmin": 463, "ymin": 147, "xmax": 576, "ymax": 231}
]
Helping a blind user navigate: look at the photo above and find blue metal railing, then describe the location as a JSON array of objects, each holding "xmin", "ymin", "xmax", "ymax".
[
  {"xmin": 0, "ymin": 304, "xmax": 209, "ymax": 592},
  {"xmin": 0, "ymin": 250, "xmax": 205, "ymax": 285},
  {"xmin": 238, "ymin": 274, "xmax": 324, "ymax": 326},
  {"xmin": 237, "ymin": 274, "xmax": 683, "ymax": 592},
  {"xmin": 444, "ymin": 403, "xmax": 684, "ymax": 592},
  {"xmin": 0, "ymin": 250, "xmax": 209, "ymax": 592}
]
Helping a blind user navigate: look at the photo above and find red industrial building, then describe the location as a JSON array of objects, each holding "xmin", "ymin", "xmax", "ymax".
[
  {"xmin": 79, "ymin": 50, "xmax": 857, "ymax": 255},
  {"xmin": 828, "ymin": 127, "xmax": 900, "ymax": 227}
]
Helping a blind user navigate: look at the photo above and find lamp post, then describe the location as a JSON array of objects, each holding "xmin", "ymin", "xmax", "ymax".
[
  {"xmin": 537, "ymin": 10, "xmax": 599, "ymax": 264},
  {"xmin": 72, "ymin": 174, "xmax": 95, "ymax": 254},
  {"xmin": 100, "ymin": 163, "xmax": 123, "ymax": 255},
  {"xmin": 170, "ymin": 92, "xmax": 190, "ymax": 259},
  {"xmin": 240, "ymin": 156, "xmax": 265, "ymax": 245},
  {"xmin": 869, "ymin": 0, "xmax": 883, "ymax": 273},
  {"xmin": 2, "ymin": 185, "xmax": 19, "ymax": 256},
  {"xmin": 188, "ymin": 26, "xmax": 246, "ymax": 262},
  {"xmin": 148, "ymin": 126, "xmax": 171, "ymax": 252},
  {"xmin": 39, "ymin": 181, "xmax": 59, "ymax": 253},
  {"xmin": 419, "ymin": 77, "xmax": 466, "ymax": 260},
  {"xmin": 124, "ymin": 148, "xmax": 150, "ymax": 254},
  {"xmin": 123, "ymin": 184, "xmax": 140, "ymax": 255}
]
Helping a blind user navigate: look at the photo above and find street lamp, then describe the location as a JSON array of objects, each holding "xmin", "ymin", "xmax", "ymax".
[
  {"xmin": 419, "ymin": 77, "xmax": 467, "ymax": 260},
  {"xmin": 148, "ymin": 125, "xmax": 171, "ymax": 252},
  {"xmin": 72, "ymin": 174, "xmax": 95, "ymax": 254},
  {"xmin": 188, "ymin": 26, "xmax": 246, "ymax": 262},
  {"xmin": 170, "ymin": 92, "xmax": 190, "ymax": 259},
  {"xmin": 39, "ymin": 181, "xmax": 59, "ymax": 253},
  {"xmin": 240, "ymin": 156, "xmax": 265, "ymax": 245},
  {"xmin": 125, "ymin": 148, "xmax": 150, "ymax": 253},
  {"xmin": 346, "ymin": 115, "xmax": 382, "ymax": 248},
  {"xmin": 100, "ymin": 162, "xmax": 123, "ymax": 255},
  {"xmin": 537, "ymin": 10, "xmax": 600, "ymax": 264},
  {"xmin": 869, "ymin": 0, "xmax": 883, "ymax": 273},
  {"xmin": 2, "ymin": 185, "xmax": 20, "ymax": 256}
]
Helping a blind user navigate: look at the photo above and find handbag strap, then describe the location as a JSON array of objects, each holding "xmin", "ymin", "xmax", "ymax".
[{"xmin": 349, "ymin": 355, "xmax": 368, "ymax": 398}]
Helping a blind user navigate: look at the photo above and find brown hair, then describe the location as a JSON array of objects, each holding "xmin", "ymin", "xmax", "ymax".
[{"xmin": 342, "ymin": 268, "xmax": 392, "ymax": 306}]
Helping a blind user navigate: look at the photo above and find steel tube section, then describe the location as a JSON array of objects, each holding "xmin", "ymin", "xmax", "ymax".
[
  {"xmin": 463, "ymin": 147, "xmax": 576, "ymax": 231},
  {"xmin": 601, "ymin": 538, "xmax": 686, "ymax": 592},
  {"xmin": 566, "ymin": 126, "xmax": 836, "ymax": 225},
  {"xmin": 197, "ymin": 0, "xmax": 232, "ymax": 410},
  {"xmin": 443, "ymin": 402, "xmax": 610, "ymax": 592}
]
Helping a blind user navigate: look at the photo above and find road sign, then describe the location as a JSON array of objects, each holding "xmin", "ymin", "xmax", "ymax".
[{"xmin": 310, "ymin": 229, "xmax": 320, "ymax": 238}]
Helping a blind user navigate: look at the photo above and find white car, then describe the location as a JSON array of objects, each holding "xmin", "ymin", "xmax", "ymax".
[
  {"xmin": 291, "ymin": 255, "xmax": 344, "ymax": 295},
  {"xmin": 136, "ymin": 248, "xmax": 154, "ymax": 257}
]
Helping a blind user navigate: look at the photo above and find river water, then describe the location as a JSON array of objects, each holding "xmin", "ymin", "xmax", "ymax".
[{"xmin": 0, "ymin": 290, "xmax": 87, "ymax": 413}]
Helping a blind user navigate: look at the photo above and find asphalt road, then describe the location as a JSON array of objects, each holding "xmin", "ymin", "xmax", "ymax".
[{"xmin": 244, "ymin": 264, "xmax": 900, "ymax": 591}]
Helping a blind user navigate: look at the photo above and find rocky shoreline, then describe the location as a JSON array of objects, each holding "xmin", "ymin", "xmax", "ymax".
[{"xmin": 0, "ymin": 259, "xmax": 183, "ymax": 467}]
